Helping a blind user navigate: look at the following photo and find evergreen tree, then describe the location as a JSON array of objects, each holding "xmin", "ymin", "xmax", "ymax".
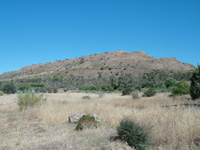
[{"xmin": 190, "ymin": 65, "xmax": 200, "ymax": 100}]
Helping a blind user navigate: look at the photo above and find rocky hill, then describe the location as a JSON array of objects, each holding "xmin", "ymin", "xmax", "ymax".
[{"xmin": 0, "ymin": 51, "xmax": 195, "ymax": 81}]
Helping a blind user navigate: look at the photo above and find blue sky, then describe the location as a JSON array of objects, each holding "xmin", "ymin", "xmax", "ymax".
[{"xmin": 0, "ymin": 0, "xmax": 199, "ymax": 74}]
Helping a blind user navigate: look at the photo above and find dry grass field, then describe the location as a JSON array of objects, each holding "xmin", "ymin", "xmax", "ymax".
[{"xmin": 0, "ymin": 92, "xmax": 200, "ymax": 150}]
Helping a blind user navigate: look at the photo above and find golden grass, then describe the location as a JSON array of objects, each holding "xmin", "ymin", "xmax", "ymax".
[{"xmin": 1, "ymin": 92, "xmax": 200, "ymax": 149}]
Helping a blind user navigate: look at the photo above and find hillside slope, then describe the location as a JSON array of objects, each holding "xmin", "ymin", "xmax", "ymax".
[{"xmin": 0, "ymin": 51, "xmax": 195, "ymax": 81}]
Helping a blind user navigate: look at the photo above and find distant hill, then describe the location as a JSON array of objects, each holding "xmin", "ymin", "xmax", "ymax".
[{"xmin": 0, "ymin": 51, "xmax": 195, "ymax": 82}]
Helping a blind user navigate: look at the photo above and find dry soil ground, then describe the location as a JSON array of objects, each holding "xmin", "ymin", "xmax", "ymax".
[{"xmin": 0, "ymin": 92, "xmax": 200, "ymax": 150}]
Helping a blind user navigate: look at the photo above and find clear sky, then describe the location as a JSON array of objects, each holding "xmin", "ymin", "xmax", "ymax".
[{"xmin": 0, "ymin": 0, "xmax": 199, "ymax": 75}]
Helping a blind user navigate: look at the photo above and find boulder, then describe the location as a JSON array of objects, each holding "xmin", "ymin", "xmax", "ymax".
[
  {"xmin": 68, "ymin": 113, "xmax": 85, "ymax": 123},
  {"xmin": 75, "ymin": 114, "xmax": 101, "ymax": 130}
]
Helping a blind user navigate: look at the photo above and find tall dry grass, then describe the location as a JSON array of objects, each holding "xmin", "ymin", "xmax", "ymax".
[{"xmin": 21, "ymin": 92, "xmax": 200, "ymax": 149}]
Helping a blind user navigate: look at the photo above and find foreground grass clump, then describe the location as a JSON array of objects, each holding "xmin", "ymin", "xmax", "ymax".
[
  {"xmin": 117, "ymin": 118, "xmax": 151, "ymax": 150},
  {"xmin": 18, "ymin": 90, "xmax": 46, "ymax": 111}
]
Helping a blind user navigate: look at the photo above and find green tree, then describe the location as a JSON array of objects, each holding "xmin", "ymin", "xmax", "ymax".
[
  {"xmin": 190, "ymin": 65, "xmax": 200, "ymax": 100},
  {"xmin": 110, "ymin": 75, "xmax": 118, "ymax": 90}
]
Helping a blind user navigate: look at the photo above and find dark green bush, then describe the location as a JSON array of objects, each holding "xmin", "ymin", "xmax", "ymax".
[
  {"xmin": 190, "ymin": 65, "xmax": 200, "ymax": 100},
  {"xmin": 53, "ymin": 87, "xmax": 58, "ymax": 93},
  {"xmin": 122, "ymin": 87, "xmax": 133, "ymax": 96},
  {"xmin": 172, "ymin": 79, "xmax": 190, "ymax": 96},
  {"xmin": 143, "ymin": 88, "xmax": 156, "ymax": 97},
  {"xmin": 165, "ymin": 77, "xmax": 176, "ymax": 88},
  {"xmin": 117, "ymin": 119, "xmax": 151, "ymax": 150},
  {"xmin": 101, "ymin": 85, "xmax": 114, "ymax": 91},
  {"xmin": 18, "ymin": 84, "xmax": 31, "ymax": 91},
  {"xmin": 2, "ymin": 83, "xmax": 16, "ymax": 94},
  {"xmin": 135, "ymin": 86, "xmax": 142, "ymax": 91}
]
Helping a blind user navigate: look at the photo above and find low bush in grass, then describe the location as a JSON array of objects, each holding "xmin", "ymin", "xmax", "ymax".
[
  {"xmin": 132, "ymin": 90, "xmax": 139, "ymax": 100},
  {"xmin": 17, "ymin": 90, "xmax": 46, "ymax": 111},
  {"xmin": 143, "ymin": 88, "xmax": 156, "ymax": 97},
  {"xmin": 0, "ymin": 91, "xmax": 4, "ymax": 96},
  {"xmin": 82, "ymin": 96, "xmax": 91, "ymax": 99},
  {"xmin": 117, "ymin": 118, "xmax": 151, "ymax": 150}
]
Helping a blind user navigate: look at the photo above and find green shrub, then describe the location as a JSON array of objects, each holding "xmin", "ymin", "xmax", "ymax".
[
  {"xmin": 17, "ymin": 90, "xmax": 46, "ymax": 111},
  {"xmin": 101, "ymin": 85, "xmax": 114, "ymax": 91},
  {"xmin": 143, "ymin": 88, "xmax": 156, "ymax": 97},
  {"xmin": 132, "ymin": 90, "xmax": 139, "ymax": 100},
  {"xmin": 18, "ymin": 84, "xmax": 31, "ymax": 91},
  {"xmin": 82, "ymin": 96, "xmax": 91, "ymax": 99},
  {"xmin": 172, "ymin": 79, "xmax": 190, "ymax": 96},
  {"xmin": 190, "ymin": 65, "xmax": 200, "ymax": 100},
  {"xmin": 165, "ymin": 77, "xmax": 176, "ymax": 88},
  {"xmin": 122, "ymin": 87, "xmax": 132, "ymax": 96},
  {"xmin": 46, "ymin": 87, "xmax": 53, "ymax": 93},
  {"xmin": 53, "ymin": 87, "xmax": 58, "ymax": 93},
  {"xmin": 2, "ymin": 83, "xmax": 16, "ymax": 94},
  {"xmin": 0, "ymin": 91, "xmax": 4, "ymax": 96},
  {"xmin": 135, "ymin": 86, "xmax": 142, "ymax": 92},
  {"xmin": 117, "ymin": 119, "xmax": 151, "ymax": 150}
]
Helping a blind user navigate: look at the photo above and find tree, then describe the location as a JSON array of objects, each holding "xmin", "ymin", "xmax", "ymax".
[
  {"xmin": 190, "ymin": 65, "xmax": 200, "ymax": 100},
  {"xmin": 2, "ymin": 83, "xmax": 16, "ymax": 94},
  {"xmin": 165, "ymin": 77, "xmax": 176, "ymax": 88}
]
